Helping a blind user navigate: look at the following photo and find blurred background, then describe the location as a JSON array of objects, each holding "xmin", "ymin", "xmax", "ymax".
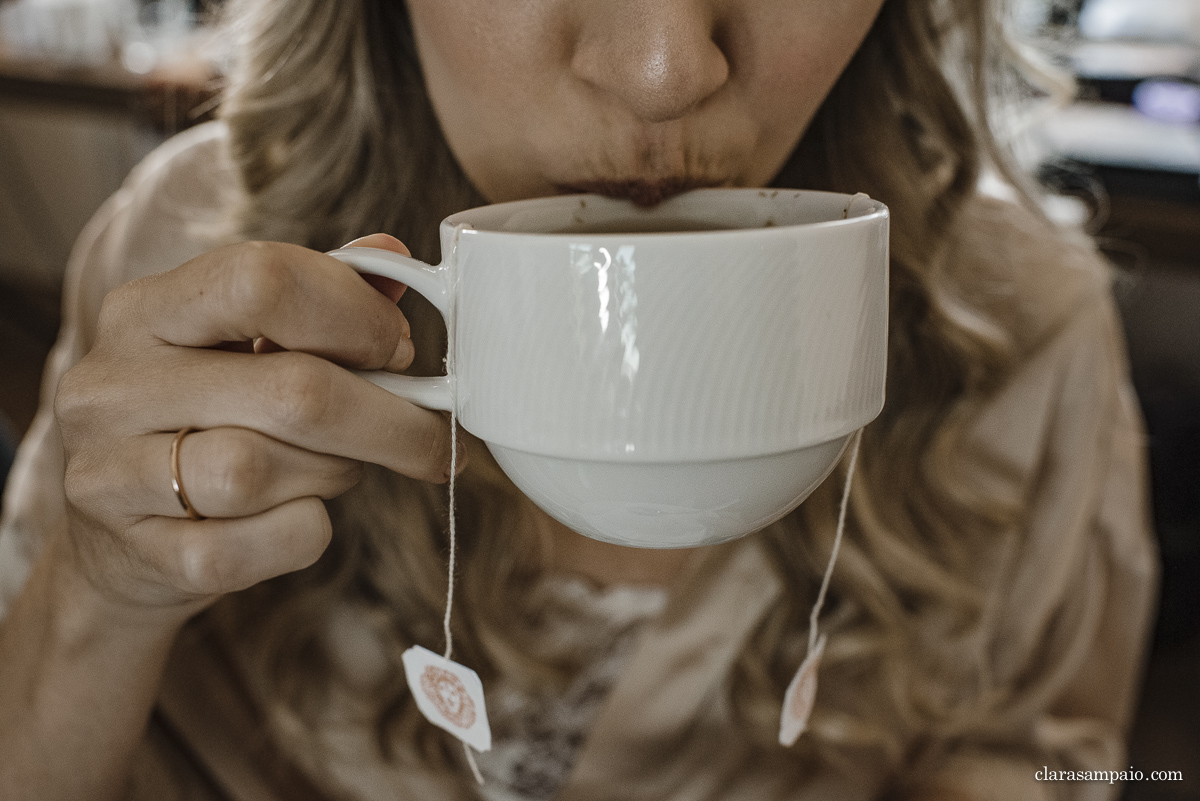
[{"xmin": 0, "ymin": 0, "xmax": 1196, "ymax": 796}]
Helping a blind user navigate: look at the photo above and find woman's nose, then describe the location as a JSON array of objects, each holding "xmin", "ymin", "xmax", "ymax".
[{"xmin": 570, "ymin": 0, "xmax": 730, "ymax": 123}]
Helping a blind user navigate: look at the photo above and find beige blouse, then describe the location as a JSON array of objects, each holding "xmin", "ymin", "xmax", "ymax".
[{"xmin": 0, "ymin": 122, "xmax": 1159, "ymax": 801}]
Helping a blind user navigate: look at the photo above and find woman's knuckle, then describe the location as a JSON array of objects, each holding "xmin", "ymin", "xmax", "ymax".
[
  {"xmin": 62, "ymin": 455, "xmax": 97, "ymax": 512},
  {"xmin": 95, "ymin": 281, "xmax": 142, "ymax": 339},
  {"xmin": 55, "ymin": 362, "xmax": 131, "ymax": 443},
  {"xmin": 265, "ymin": 354, "xmax": 334, "ymax": 430},
  {"xmin": 206, "ymin": 432, "xmax": 266, "ymax": 509},
  {"xmin": 226, "ymin": 242, "xmax": 293, "ymax": 320},
  {"xmin": 175, "ymin": 537, "xmax": 231, "ymax": 596},
  {"xmin": 53, "ymin": 365, "xmax": 89, "ymax": 428}
]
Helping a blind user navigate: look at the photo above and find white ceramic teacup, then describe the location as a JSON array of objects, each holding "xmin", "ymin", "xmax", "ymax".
[{"xmin": 329, "ymin": 188, "xmax": 889, "ymax": 549}]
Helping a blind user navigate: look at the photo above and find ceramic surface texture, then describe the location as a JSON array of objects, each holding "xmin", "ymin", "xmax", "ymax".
[{"xmin": 328, "ymin": 189, "xmax": 889, "ymax": 548}]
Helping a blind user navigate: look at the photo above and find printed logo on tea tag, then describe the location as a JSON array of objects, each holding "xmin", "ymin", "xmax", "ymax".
[
  {"xmin": 402, "ymin": 645, "xmax": 492, "ymax": 752},
  {"xmin": 421, "ymin": 664, "xmax": 476, "ymax": 729},
  {"xmin": 779, "ymin": 634, "xmax": 826, "ymax": 747}
]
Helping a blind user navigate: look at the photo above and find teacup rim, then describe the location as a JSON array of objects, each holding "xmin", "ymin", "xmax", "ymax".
[{"xmin": 441, "ymin": 187, "xmax": 889, "ymax": 238}]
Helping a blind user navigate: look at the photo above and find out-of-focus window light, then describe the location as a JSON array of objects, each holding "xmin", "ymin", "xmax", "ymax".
[
  {"xmin": 0, "ymin": 0, "xmax": 125, "ymax": 67},
  {"xmin": 1079, "ymin": 0, "xmax": 1200, "ymax": 44},
  {"xmin": 0, "ymin": 0, "xmax": 199, "ymax": 71},
  {"xmin": 1133, "ymin": 80, "xmax": 1200, "ymax": 125},
  {"xmin": 121, "ymin": 38, "xmax": 158, "ymax": 74}
]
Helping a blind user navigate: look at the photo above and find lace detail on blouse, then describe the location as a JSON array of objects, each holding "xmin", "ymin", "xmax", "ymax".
[{"xmin": 473, "ymin": 575, "xmax": 667, "ymax": 801}]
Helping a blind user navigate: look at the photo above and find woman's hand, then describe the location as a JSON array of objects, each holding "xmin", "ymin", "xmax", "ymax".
[{"xmin": 52, "ymin": 234, "xmax": 457, "ymax": 621}]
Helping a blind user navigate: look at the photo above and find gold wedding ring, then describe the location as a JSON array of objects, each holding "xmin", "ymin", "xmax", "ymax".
[{"xmin": 170, "ymin": 427, "xmax": 205, "ymax": 521}]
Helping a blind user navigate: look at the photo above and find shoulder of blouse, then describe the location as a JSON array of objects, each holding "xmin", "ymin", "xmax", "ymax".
[
  {"xmin": 50, "ymin": 120, "xmax": 241, "ymax": 356},
  {"xmin": 89, "ymin": 120, "xmax": 241, "ymax": 293}
]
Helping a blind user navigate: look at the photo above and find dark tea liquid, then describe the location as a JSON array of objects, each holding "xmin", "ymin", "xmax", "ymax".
[{"xmin": 554, "ymin": 219, "xmax": 739, "ymax": 234}]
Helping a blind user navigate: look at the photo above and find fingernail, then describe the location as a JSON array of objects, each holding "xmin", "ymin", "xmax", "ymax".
[
  {"xmin": 386, "ymin": 335, "xmax": 415, "ymax": 372},
  {"xmin": 341, "ymin": 234, "xmax": 410, "ymax": 256}
]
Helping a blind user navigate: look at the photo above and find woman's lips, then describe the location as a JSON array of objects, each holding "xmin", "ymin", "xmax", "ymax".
[{"xmin": 555, "ymin": 177, "xmax": 728, "ymax": 207}]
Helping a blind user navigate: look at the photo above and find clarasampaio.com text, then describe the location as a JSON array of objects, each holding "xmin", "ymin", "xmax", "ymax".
[{"xmin": 1036, "ymin": 768, "xmax": 1183, "ymax": 784}]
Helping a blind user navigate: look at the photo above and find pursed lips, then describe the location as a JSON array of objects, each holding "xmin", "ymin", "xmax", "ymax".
[{"xmin": 554, "ymin": 176, "xmax": 730, "ymax": 207}]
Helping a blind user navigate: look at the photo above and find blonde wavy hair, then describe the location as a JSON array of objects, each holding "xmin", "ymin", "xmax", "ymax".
[{"xmin": 209, "ymin": 0, "xmax": 1082, "ymax": 793}]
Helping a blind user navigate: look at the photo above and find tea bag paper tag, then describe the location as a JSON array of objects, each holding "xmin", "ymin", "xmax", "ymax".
[
  {"xmin": 779, "ymin": 633, "xmax": 827, "ymax": 747},
  {"xmin": 402, "ymin": 645, "xmax": 492, "ymax": 752}
]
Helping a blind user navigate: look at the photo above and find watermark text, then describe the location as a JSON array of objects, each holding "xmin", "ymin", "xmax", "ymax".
[{"xmin": 1036, "ymin": 767, "xmax": 1183, "ymax": 784}]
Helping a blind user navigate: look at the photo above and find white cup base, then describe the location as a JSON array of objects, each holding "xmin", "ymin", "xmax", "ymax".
[{"xmin": 487, "ymin": 435, "xmax": 852, "ymax": 549}]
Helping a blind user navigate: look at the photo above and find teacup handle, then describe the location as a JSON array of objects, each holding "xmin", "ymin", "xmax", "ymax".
[{"xmin": 326, "ymin": 246, "xmax": 454, "ymax": 412}]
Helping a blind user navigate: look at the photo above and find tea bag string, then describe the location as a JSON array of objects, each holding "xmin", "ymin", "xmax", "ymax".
[
  {"xmin": 441, "ymin": 227, "xmax": 484, "ymax": 784},
  {"xmin": 443, "ymin": 421, "xmax": 459, "ymax": 661},
  {"xmin": 441, "ymin": 224, "xmax": 469, "ymax": 663},
  {"xmin": 446, "ymin": 417, "xmax": 483, "ymax": 783},
  {"xmin": 808, "ymin": 428, "xmax": 862, "ymax": 655}
]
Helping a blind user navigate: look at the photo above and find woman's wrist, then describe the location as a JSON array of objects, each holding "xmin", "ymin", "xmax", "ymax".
[
  {"xmin": 0, "ymin": 534, "xmax": 191, "ymax": 801},
  {"xmin": 45, "ymin": 531, "xmax": 200, "ymax": 649}
]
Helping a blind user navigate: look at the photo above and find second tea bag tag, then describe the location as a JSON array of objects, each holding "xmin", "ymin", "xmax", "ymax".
[
  {"xmin": 402, "ymin": 645, "xmax": 492, "ymax": 753},
  {"xmin": 778, "ymin": 428, "xmax": 862, "ymax": 748},
  {"xmin": 779, "ymin": 633, "xmax": 826, "ymax": 746}
]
